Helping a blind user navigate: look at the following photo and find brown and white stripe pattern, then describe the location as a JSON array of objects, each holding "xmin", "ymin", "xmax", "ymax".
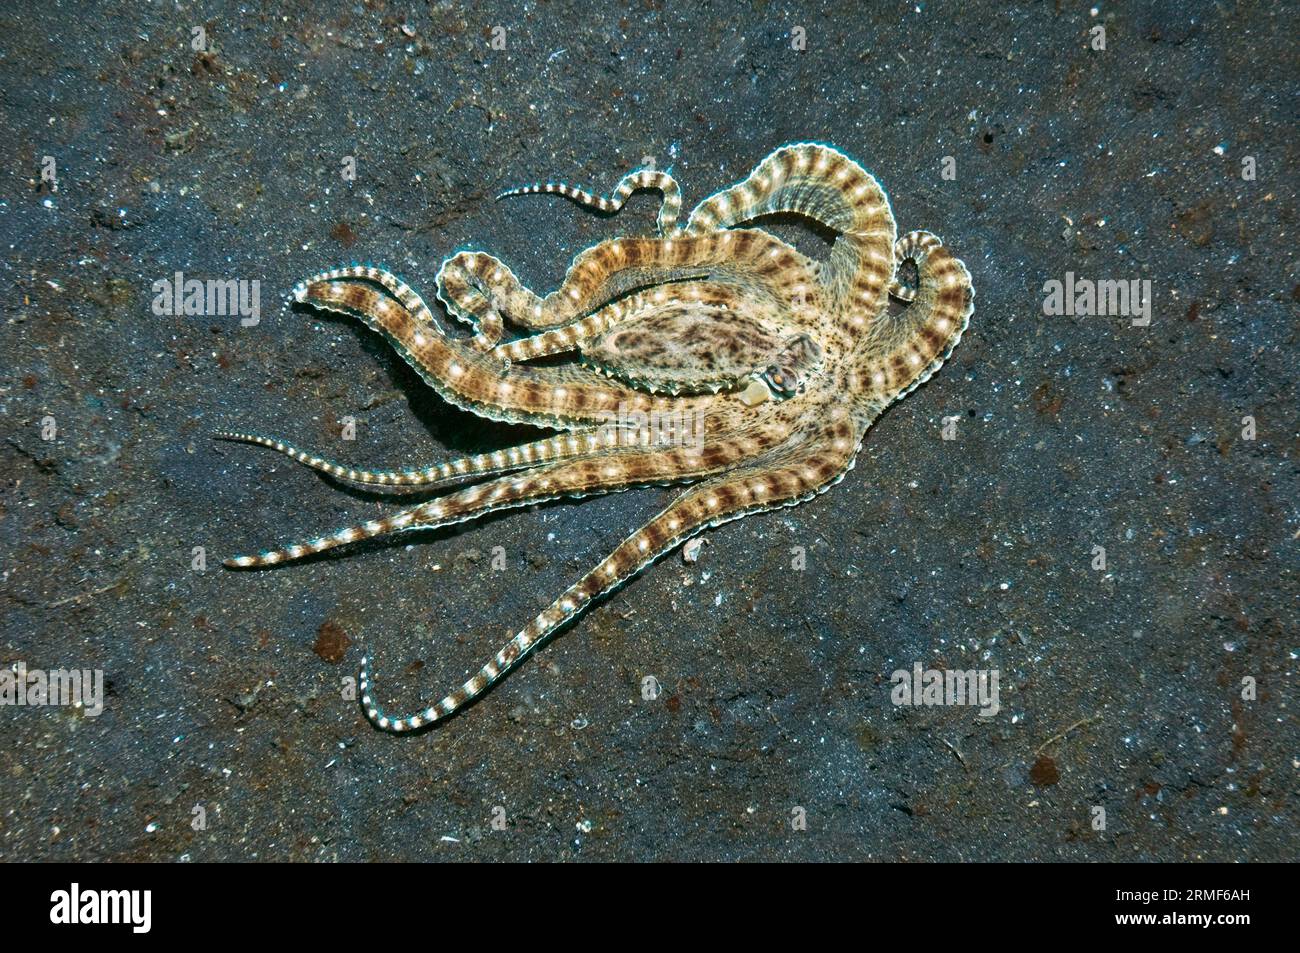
[
  {"xmin": 223, "ymin": 428, "xmax": 777, "ymax": 570},
  {"xmin": 360, "ymin": 418, "xmax": 858, "ymax": 731},
  {"xmin": 684, "ymin": 142, "xmax": 897, "ymax": 338},
  {"xmin": 869, "ymin": 233, "xmax": 973, "ymax": 404},
  {"xmin": 489, "ymin": 290, "xmax": 645, "ymax": 363},
  {"xmin": 499, "ymin": 167, "xmax": 684, "ymax": 235},
  {"xmin": 213, "ymin": 426, "xmax": 617, "ymax": 491},
  {"xmin": 293, "ymin": 264, "xmax": 437, "ymax": 327},
  {"xmin": 886, "ymin": 230, "xmax": 943, "ymax": 302}
]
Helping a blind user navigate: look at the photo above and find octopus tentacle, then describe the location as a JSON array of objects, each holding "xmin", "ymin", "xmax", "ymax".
[
  {"xmin": 434, "ymin": 245, "xmax": 709, "ymax": 336},
  {"xmin": 360, "ymin": 415, "xmax": 859, "ymax": 731},
  {"xmin": 498, "ymin": 167, "xmax": 684, "ymax": 235},
  {"xmin": 224, "ymin": 427, "xmax": 770, "ymax": 570},
  {"xmin": 858, "ymin": 232, "xmax": 974, "ymax": 404},
  {"xmin": 684, "ymin": 143, "xmax": 896, "ymax": 337},
  {"xmin": 433, "ymin": 225, "xmax": 816, "ymax": 341},
  {"xmin": 295, "ymin": 264, "xmax": 437, "ymax": 327},
  {"xmin": 489, "ymin": 285, "xmax": 668, "ymax": 364},
  {"xmin": 298, "ymin": 279, "xmax": 691, "ymax": 429},
  {"xmin": 211, "ymin": 427, "xmax": 610, "ymax": 491},
  {"xmin": 491, "ymin": 281, "xmax": 766, "ymax": 375},
  {"xmin": 886, "ymin": 231, "xmax": 935, "ymax": 303},
  {"xmin": 298, "ymin": 262, "xmax": 503, "ymax": 349}
]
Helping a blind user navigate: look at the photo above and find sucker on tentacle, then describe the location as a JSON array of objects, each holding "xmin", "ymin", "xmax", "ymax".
[{"xmin": 218, "ymin": 143, "xmax": 974, "ymax": 732}]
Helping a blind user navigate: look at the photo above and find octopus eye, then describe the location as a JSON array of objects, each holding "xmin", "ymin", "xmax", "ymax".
[{"xmin": 760, "ymin": 364, "xmax": 799, "ymax": 398}]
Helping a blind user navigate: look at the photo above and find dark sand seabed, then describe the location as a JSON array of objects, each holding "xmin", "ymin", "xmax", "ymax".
[{"xmin": 0, "ymin": 1, "xmax": 1295, "ymax": 861}]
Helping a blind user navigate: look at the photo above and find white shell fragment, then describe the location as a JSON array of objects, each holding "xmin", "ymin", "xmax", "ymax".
[{"xmin": 682, "ymin": 537, "xmax": 709, "ymax": 563}]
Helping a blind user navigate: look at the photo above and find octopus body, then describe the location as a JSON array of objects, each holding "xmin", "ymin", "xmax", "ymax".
[{"xmin": 217, "ymin": 143, "xmax": 974, "ymax": 732}]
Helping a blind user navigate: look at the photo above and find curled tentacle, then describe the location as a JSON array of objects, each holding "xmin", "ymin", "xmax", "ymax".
[
  {"xmin": 499, "ymin": 167, "xmax": 683, "ymax": 235},
  {"xmin": 857, "ymin": 231, "xmax": 974, "ymax": 405},
  {"xmin": 887, "ymin": 230, "xmax": 956, "ymax": 303},
  {"xmin": 683, "ymin": 143, "xmax": 897, "ymax": 337}
]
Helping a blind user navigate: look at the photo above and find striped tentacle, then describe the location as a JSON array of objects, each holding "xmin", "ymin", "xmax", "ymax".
[
  {"xmin": 359, "ymin": 414, "xmax": 859, "ymax": 731},
  {"xmin": 489, "ymin": 282, "xmax": 734, "ymax": 364},
  {"xmin": 428, "ymin": 253, "xmax": 507, "ymax": 350},
  {"xmin": 224, "ymin": 426, "xmax": 768, "ymax": 570},
  {"xmin": 298, "ymin": 263, "xmax": 502, "ymax": 350},
  {"xmin": 434, "ymin": 237, "xmax": 716, "ymax": 336},
  {"xmin": 858, "ymin": 231, "xmax": 974, "ymax": 405},
  {"xmin": 887, "ymin": 231, "xmax": 937, "ymax": 302},
  {"xmin": 211, "ymin": 427, "xmax": 611, "ymax": 492},
  {"xmin": 295, "ymin": 264, "xmax": 436, "ymax": 326},
  {"xmin": 298, "ymin": 279, "xmax": 689, "ymax": 430},
  {"xmin": 491, "ymin": 308, "xmax": 621, "ymax": 363},
  {"xmin": 684, "ymin": 143, "xmax": 896, "ymax": 336},
  {"xmin": 499, "ymin": 168, "xmax": 683, "ymax": 235}
]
